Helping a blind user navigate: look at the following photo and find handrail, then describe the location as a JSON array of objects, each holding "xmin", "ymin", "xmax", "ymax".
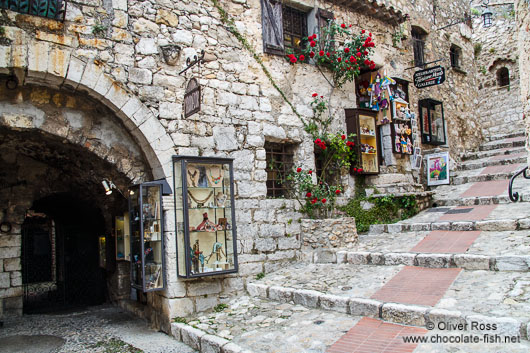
[{"xmin": 509, "ymin": 166, "xmax": 529, "ymax": 202}]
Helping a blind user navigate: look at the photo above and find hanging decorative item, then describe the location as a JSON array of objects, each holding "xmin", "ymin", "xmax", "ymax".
[
  {"xmin": 184, "ymin": 78, "xmax": 201, "ymax": 118},
  {"xmin": 160, "ymin": 44, "xmax": 181, "ymax": 66}
]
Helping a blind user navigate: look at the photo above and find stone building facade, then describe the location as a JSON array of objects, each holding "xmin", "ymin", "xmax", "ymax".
[
  {"xmin": 473, "ymin": 1, "xmax": 523, "ymax": 139},
  {"xmin": 516, "ymin": 0, "xmax": 530, "ymax": 160},
  {"xmin": 0, "ymin": 0, "xmax": 498, "ymax": 332}
]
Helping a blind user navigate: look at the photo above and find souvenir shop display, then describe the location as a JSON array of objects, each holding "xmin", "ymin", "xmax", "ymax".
[
  {"xmin": 129, "ymin": 181, "xmax": 165, "ymax": 292},
  {"xmin": 356, "ymin": 71, "xmax": 396, "ymax": 125},
  {"xmin": 345, "ymin": 109, "xmax": 381, "ymax": 175},
  {"xmin": 419, "ymin": 99, "xmax": 446, "ymax": 145},
  {"xmin": 173, "ymin": 156, "xmax": 238, "ymax": 278},
  {"xmin": 388, "ymin": 78, "xmax": 415, "ymax": 155}
]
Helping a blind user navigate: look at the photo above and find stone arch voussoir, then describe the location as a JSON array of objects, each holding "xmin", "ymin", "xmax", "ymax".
[{"xmin": 0, "ymin": 43, "xmax": 174, "ymax": 180}]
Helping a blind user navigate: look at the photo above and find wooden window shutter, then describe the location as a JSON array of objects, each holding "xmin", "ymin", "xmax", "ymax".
[
  {"xmin": 260, "ymin": 0, "xmax": 285, "ymax": 55},
  {"xmin": 316, "ymin": 9, "xmax": 334, "ymax": 51}
]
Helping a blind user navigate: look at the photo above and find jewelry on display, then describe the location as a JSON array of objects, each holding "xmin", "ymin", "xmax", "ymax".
[
  {"xmin": 187, "ymin": 166, "xmax": 200, "ymax": 187},
  {"xmin": 208, "ymin": 166, "xmax": 223, "ymax": 185},
  {"xmin": 188, "ymin": 190, "xmax": 213, "ymax": 207},
  {"xmin": 215, "ymin": 192, "xmax": 227, "ymax": 207},
  {"xmin": 191, "ymin": 212, "xmax": 217, "ymax": 232}
]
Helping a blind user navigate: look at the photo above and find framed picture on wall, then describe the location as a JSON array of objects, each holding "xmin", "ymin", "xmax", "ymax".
[{"xmin": 426, "ymin": 152, "xmax": 450, "ymax": 186}]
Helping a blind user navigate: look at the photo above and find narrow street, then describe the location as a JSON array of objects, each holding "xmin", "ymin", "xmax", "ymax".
[{"xmin": 0, "ymin": 305, "xmax": 195, "ymax": 353}]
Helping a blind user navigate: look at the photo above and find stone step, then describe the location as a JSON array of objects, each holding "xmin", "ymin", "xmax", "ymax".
[
  {"xmin": 367, "ymin": 183, "xmax": 426, "ymax": 195},
  {"xmin": 171, "ymin": 295, "xmax": 361, "ymax": 353},
  {"xmin": 368, "ymin": 218, "xmax": 530, "ymax": 234},
  {"xmin": 479, "ymin": 138, "xmax": 525, "ymax": 152},
  {"xmin": 246, "ymin": 263, "xmax": 530, "ymax": 341},
  {"xmin": 457, "ymin": 154, "xmax": 526, "ymax": 172},
  {"xmin": 451, "ymin": 171, "xmax": 518, "ymax": 185},
  {"xmin": 308, "ymin": 249, "xmax": 529, "ymax": 272},
  {"xmin": 462, "ymin": 146, "xmax": 526, "ymax": 162},
  {"xmin": 432, "ymin": 193, "xmax": 530, "ymax": 206},
  {"xmin": 485, "ymin": 131, "xmax": 526, "ymax": 142}
]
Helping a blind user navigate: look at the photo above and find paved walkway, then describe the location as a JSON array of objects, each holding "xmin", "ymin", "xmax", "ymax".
[{"xmin": 0, "ymin": 305, "xmax": 196, "ymax": 353}]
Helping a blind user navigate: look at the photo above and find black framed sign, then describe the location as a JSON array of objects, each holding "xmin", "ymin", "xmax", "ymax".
[
  {"xmin": 184, "ymin": 78, "xmax": 201, "ymax": 118},
  {"xmin": 414, "ymin": 66, "xmax": 446, "ymax": 89}
]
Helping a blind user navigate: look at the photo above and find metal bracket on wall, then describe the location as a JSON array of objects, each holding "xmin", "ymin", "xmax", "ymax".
[{"xmin": 179, "ymin": 50, "xmax": 205, "ymax": 75}]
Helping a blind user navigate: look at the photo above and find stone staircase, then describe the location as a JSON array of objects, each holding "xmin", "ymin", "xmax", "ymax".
[{"xmin": 169, "ymin": 133, "xmax": 530, "ymax": 352}]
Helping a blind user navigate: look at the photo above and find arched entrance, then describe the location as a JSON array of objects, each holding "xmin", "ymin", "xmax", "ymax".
[{"xmin": 0, "ymin": 80, "xmax": 157, "ymax": 315}]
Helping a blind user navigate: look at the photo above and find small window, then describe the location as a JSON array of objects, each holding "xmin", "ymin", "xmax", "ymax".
[
  {"xmin": 497, "ymin": 67, "xmax": 510, "ymax": 87},
  {"xmin": 283, "ymin": 6, "xmax": 308, "ymax": 55},
  {"xmin": 411, "ymin": 27, "xmax": 427, "ymax": 68},
  {"xmin": 265, "ymin": 142, "xmax": 295, "ymax": 198},
  {"xmin": 450, "ymin": 45, "xmax": 461, "ymax": 69}
]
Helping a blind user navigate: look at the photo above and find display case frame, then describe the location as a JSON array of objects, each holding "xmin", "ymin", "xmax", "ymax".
[
  {"xmin": 345, "ymin": 109, "xmax": 381, "ymax": 175},
  {"xmin": 173, "ymin": 156, "xmax": 239, "ymax": 279},
  {"xmin": 419, "ymin": 99, "xmax": 446, "ymax": 145},
  {"xmin": 128, "ymin": 181, "xmax": 166, "ymax": 292}
]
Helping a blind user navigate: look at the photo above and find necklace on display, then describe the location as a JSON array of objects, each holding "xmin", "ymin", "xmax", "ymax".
[
  {"xmin": 209, "ymin": 166, "xmax": 223, "ymax": 185},
  {"xmin": 188, "ymin": 190, "xmax": 213, "ymax": 207},
  {"xmin": 187, "ymin": 169, "xmax": 199, "ymax": 187}
]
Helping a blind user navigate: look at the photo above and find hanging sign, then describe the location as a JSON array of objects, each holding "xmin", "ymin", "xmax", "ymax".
[
  {"xmin": 413, "ymin": 66, "xmax": 446, "ymax": 89},
  {"xmin": 184, "ymin": 78, "xmax": 201, "ymax": 118}
]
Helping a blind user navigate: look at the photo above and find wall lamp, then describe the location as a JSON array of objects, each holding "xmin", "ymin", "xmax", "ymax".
[
  {"xmin": 101, "ymin": 180, "xmax": 116, "ymax": 195},
  {"xmin": 436, "ymin": 0, "xmax": 494, "ymax": 31}
]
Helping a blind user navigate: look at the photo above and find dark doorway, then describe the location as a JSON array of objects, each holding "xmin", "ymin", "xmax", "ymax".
[{"xmin": 22, "ymin": 193, "xmax": 107, "ymax": 313}]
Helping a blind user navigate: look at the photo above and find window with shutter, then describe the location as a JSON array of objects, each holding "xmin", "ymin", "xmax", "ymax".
[
  {"xmin": 260, "ymin": 0, "xmax": 285, "ymax": 55},
  {"xmin": 283, "ymin": 6, "xmax": 308, "ymax": 55},
  {"xmin": 411, "ymin": 27, "xmax": 427, "ymax": 68},
  {"xmin": 316, "ymin": 9, "xmax": 334, "ymax": 51}
]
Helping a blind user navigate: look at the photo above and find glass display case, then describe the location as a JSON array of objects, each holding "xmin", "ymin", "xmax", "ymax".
[
  {"xmin": 98, "ymin": 236, "xmax": 106, "ymax": 269},
  {"xmin": 345, "ymin": 109, "xmax": 381, "ymax": 175},
  {"xmin": 129, "ymin": 182, "xmax": 165, "ymax": 292},
  {"xmin": 391, "ymin": 99, "xmax": 414, "ymax": 155},
  {"xmin": 115, "ymin": 213, "xmax": 130, "ymax": 261},
  {"xmin": 173, "ymin": 156, "xmax": 238, "ymax": 278},
  {"xmin": 420, "ymin": 99, "xmax": 446, "ymax": 145}
]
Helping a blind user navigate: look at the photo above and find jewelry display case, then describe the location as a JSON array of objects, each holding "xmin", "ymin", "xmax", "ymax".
[
  {"xmin": 115, "ymin": 213, "xmax": 130, "ymax": 261},
  {"xmin": 128, "ymin": 182, "xmax": 165, "ymax": 292},
  {"xmin": 173, "ymin": 156, "xmax": 238, "ymax": 278},
  {"xmin": 419, "ymin": 99, "xmax": 446, "ymax": 145},
  {"xmin": 345, "ymin": 109, "xmax": 381, "ymax": 175}
]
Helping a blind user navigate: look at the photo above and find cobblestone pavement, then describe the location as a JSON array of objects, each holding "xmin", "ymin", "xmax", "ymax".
[{"xmin": 0, "ymin": 305, "xmax": 195, "ymax": 353}]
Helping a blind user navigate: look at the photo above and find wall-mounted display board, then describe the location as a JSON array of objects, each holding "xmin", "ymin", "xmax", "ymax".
[
  {"xmin": 173, "ymin": 156, "xmax": 238, "ymax": 278},
  {"xmin": 345, "ymin": 109, "xmax": 381, "ymax": 175}
]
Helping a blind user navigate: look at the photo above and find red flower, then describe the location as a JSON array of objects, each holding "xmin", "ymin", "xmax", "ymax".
[
  {"xmin": 335, "ymin": 189, "xmax": 341, "ymax": 195},
  {"xmin": 349, "ymin": 56, "xmax": 355, "ymax": 62},
  {"xmin": 299, "ymin": 54, "xmax": 305, "ymax": 61},
  {"xmin": 370, "ymin": 64, "xmax": 376, "ymax": 70},
  {"xmin": 296, "ymin": 167, "xmax": 302, "ymax": 173},
  {"xmin": 310, "ymin": 41, "xmax": 316, "ymax": 47},
  {"xmin": 309, "ymin": 51, "xmax": 315, "ymax": 58},
  {"xmin": 321, "ymin": 198, "xmax": 327, "ymax": 204},
  {"xmin": 359, "ymin": 168, "xmax": 364, "ymax": 172},
  {"xmin": 364, "ymin": 59, "xmax": 371, "ymax": 65},
  {"xmin": 290, "ymin": 57, "xmax": 297, "ymax": 63},
  {"xmin": 337, "ymin": 57, "xmax": 342, "ymax": 63},
  {"xmin": 341, "ymin": 134, "xmax": 346, "ymax": 140},
  {"xmin": 308, "ymin": 170, "xmax": 313, "ymax": 175},
  {"xmin": 306, "ymin": 192, "xmax": 312, "ymax": 198},
  {"xmin": 321, "ymin": 144, "xmax": 327, "ymax": 150},
  {"xmin": 362, "ymin": 29, "xmax": 366, "ymax": 34},
  {"xmin": 369, "ymin": 32, "xmax": 372, "ymax": 36},
  {"xmin": 356, "ymin": 52, "xmax": 362, "ymax": 57},
  {"xmin": 326, "ymin": 52, "xmax": 331, "ymax": 57},
  {"xmin": 311, "ymin": 198, "xmax": 317, "ymax": 204},
  {"xmin": 314, "ymin": 138, "xmax": 322, "ymax": 143},
  {"xmin": 344, "ymin": 47, "xmax": 350, "ymax": 53},
  {"xmin": 319, "ymin": 50, "xmax": 325, "ymax": 56},
  {"xmin": 312, "ymin": 93, "xmax": 318, "ymax": 97},
  {"xmin": 349, "ymin": 24, "xmax": 352, "ymax": 27},
  {"xmin": 353, "ymin": 168, "xmax": 358, "ymax": 172},
  {"xmin": 364, "ymin": 50, "xmax": 368, "ymax": 55},
  {"xmin": 367, "ymin": 37, "xmax": 372, "ymax": 42},
  {"xmin": 341, "ymin": 23, "xmax": 346, "ymax": 28}
]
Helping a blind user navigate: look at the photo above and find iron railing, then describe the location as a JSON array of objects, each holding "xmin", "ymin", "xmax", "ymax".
[
  {"xmin": 0, "ymin": 0, "xmax": 66, "ymax": 21},
  {"xmin": 508, "ymin": 166, "xmax": 530, "ymax": 202}
]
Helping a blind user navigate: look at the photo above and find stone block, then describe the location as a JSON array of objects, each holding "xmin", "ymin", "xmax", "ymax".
[
  {"xmin": 128, "ymin": 68, "xmax": 152, "ymax": 84},
  {"xmin": 382, "ymin": 303, "xmax": 427, "ymax": 326},
  {"xmin": 387, "ymin": 224, "xmax": 403, "ymax": 233},
  {"xmin": 187, "ymin": 281, "xmax": 222, "ymax": 296},
  {"xmin": 466, "ymin": 315, "xmax": 522, "ymax": 337},
  {"xmin": 196, "ymin": 296, "xmax": 218, "ymax": 313},
  {"xmin": 0, "ymin": 273, "xmax": 10, "ymax": 289},
  {"xmin": 170, "ymin": 322, "xmax": 186, "ymax": 341},
  {"xmin": 314, "ymin": 249, "xmax": 337, "ymax": 264},
  {"xmin": 246, "ymin": 283, "xmax": 268, "ymax": 298},
  {"xmin": 410, "ymin": 223, "xmax": 431, "ymax": 231},
  {"xmin": 336, "ymin": 251, "xmax": 348, "ymax": 264},
  {"xmin": 238, "ymin": 262, "xmax": 263, "ymax": 277},
  {"xmin": 476, "ymin": 219, "xmax": 517, "ymax": 231},
  {"xmin": 319, "ymin": 294, "xmax": 349, "ymax": 313},
  {"xmin": 136, "ymin": 38, "xmax": 158, "ymax": 55},
  {"xmin": 369, "ymin": 224, "xmax": 386, "ymax": 234},
  {"xmin": 10, "ymin": 271, "xmax": 21, "ymax": 286},
  {"xmin": 277, "ymin": 237, "xmax": 300, "ymax": 250},
  {"xmin": 452, "ymin": 222, "xmax": 475, "ymax": 231},
  {"xmin": 181, "ymin": 325, "xmax": 206, "ymax": 351},
  {"xmin": 201, "ymin": 334, "xmax": 230, "ymax": 353},
  {"xmin": 268, "ymin": 286, "xmax": 294, "ymax": 303},
  {"xmin": 222, "ymin": 342, "xmax": 243, "ymax": 353},
  {"xmin": 167, "ymin": 298, "xmax": 194, "ymax": 318},
  {"xmin": 453, "ymin": 254, "xmax": 490, "ymax": 270},
  {"xmin": 0, "ymin": 247, "xmax": 20, "ymax": 259},
  {"xmin": 415, "ymin": 254, "xmax": 452, "ymax": 268},
  {"xmin": 495, "ymin": 256, "xmax": 530, "ymax": 271},
  {"xmin": 349, "ymin": 298, "xmax": 381, "ymax": 318},
  {"xmin": 431, "ymin": 222, "xmax": 452, "ymax": 230},
  {"xmin": 266, "ymin": 250, "xmax": 296, "ymax": 261},
  {"xmin": 370, "ymin": 252, "xmax": 385, "ymax": 265},
  {"xmin": 517, "ymin": 218, "xmax": 530, "ymax": 229},
  {"xmin": 254, "ymin": 238, "xmax": 276, "ymax": 252},
  {"xmin": 0, "ymin": 235, "xmax": 20, "ymax": 248},
  {"xmin": 293, "ymin": 289, "xmax": 321, "ymax": 308},
  {"xmin": 213, "ymin": 126, "xmax": 238, "ymax": 151},
  {"xmin": 385, "ymin": 253, "xmax": 416, "ymax": 266},
  {"xmin": 347, "ymin": 252, "xmax": 370, "ymax": 265},
  {"xmin": 427, "ymin": 308, "xmax": 466, "ymax": 328}
]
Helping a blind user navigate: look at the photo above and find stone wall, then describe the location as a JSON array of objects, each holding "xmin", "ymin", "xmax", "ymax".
[
  {"xmin": 473, "ymin": 1, "xmax": 524, "ymax": 139},
  {"xmin": 0, "ymin": 0, "xmax": 484, "ymax": 328},
  {"xmin": 516, "ymin": 0, "xmax": 530, "ymax": 165}
]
